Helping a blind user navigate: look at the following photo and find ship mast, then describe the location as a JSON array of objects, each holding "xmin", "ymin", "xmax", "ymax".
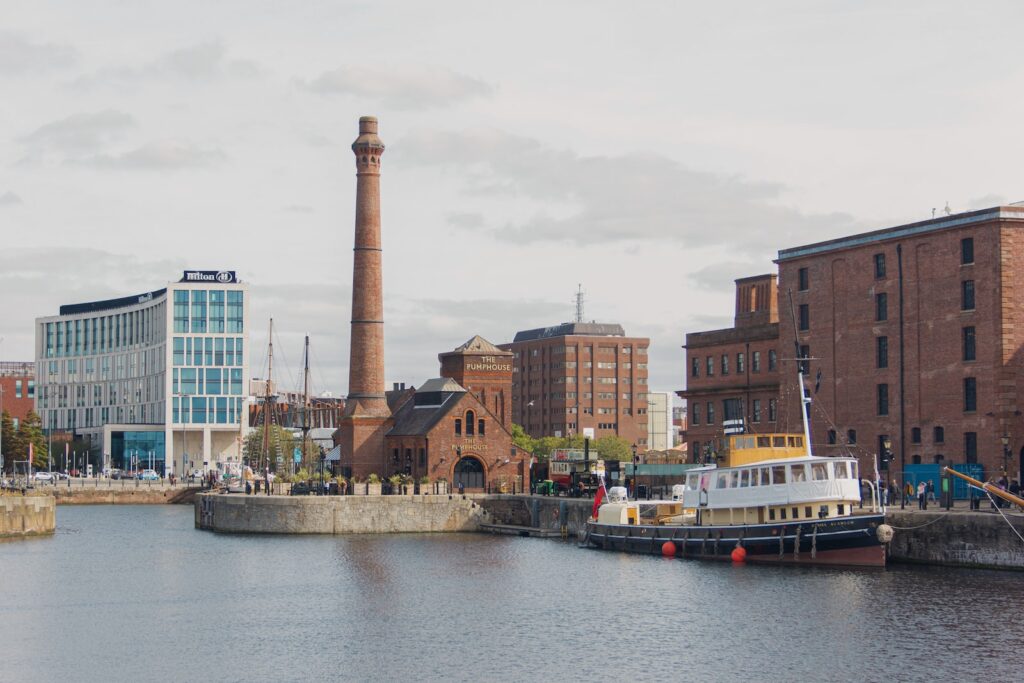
[
  {"xmin": 786, "ymin": 291, "xmax": 813, "ymax": 457},
  {"xmin": 302, "ymin": 334, "xmax": 311, "ymax": 473},
  {"xmin": 262, "ymin": 318, "xmax": 275, "ymax": 473}
]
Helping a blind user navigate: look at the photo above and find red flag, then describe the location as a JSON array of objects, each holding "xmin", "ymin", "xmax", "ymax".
[{"xmin": 591, "ymin": 477, "xmax": 607, "ymax": 519}]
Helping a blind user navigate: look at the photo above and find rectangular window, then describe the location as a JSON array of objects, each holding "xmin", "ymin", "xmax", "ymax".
[
  {"xmin": 190, "ymin": 289, "xmax": 207, "ymax": 333},
  {"xmin": 206, "ymin": 368, "xmax": 222, "ymax": 395},
  {"xmin": 208, "ymin": 290, "xmax": 225, "ymax": 333},
  {"xmin": 736, "ymin": 353, "xmax": 745, "ymax": 374},
  {"xmin": 934, "ymin": 426, "xmax": 944, "ymax": 443},
  {"xmin": 962, "ymin": 280, "xmax": 975, "ymax": 311},
  {"xmin": 706, "ymin": 357, "xmax": 714, "ymax": 376},
  {"xmin": 965, "ymin": 432, "xmax": 977, "ymax": 464},
  {"xmin": 877, "ymin": 383, "xmax": 889, "ymax": 416},
  {"xmin": 15, "ymin": 380, "xmax": 22, "ymax": 398},
  {"xmin": 721, "ymin": 354, "xmax": 729, "ymax": 375},
  {"xmin": 964, "ymin": 377, "xmax": 977, "ymax": 412},
  {"xmin": 191, "ymin": 396, "xmax": 207, "ymax": 424},
  {"xmin": 752, "ymin": 399, "xmax": 761, "ymax": 423},
  {"xmin": 876, "ymin": 336, "xmax": 888, "ymax": 369},
  {"xmin": 691, "ymin": 358, "xmax": 699, "ymax": 378},
  {"xmin": 173, "ymin": 290, "xmax": 189, "ymax": 333},
  {"xmin": 173, "ymin": 337, "xmax": 185, "ymax": 366},
  {"xmin": 706, "ymin": 402, "xmax": 715, "ymax": 425},
  {"xmin": 963, "ymin": 326, "xmax": 976, "ymax": 361},
  {"xmin": 230, "ymin": 369, "xmax": 243, "ymax": 395},
  {"xmin": 798, "ymin": 304, "xmax": 809, "ymax": 331},
  {"xmin": 227, "ymin": 290, "xmax": 244, "ymax": 333},
  {"xmin": 798, "ymin": 267, "xmax": 809, "ymax": 291},
  {"xmin": 723, "ymin": 398, "xmax": 743, "ymax": 421},
  {"xmin": 911, "ymin": 427, "xmax": 921, "ymax": 444},
  {"xmin": 752, "ymin": 351, "xmax": 761, "ymax": 373},
  {"xmin": 874, "ymin": 253, "xmax": 886, "ymax": 279},
  {"xmin": 692, "ymin": 403, "xmax": 700, "ymax": 425},
  {"xmin": 961, "ymin": 237, "xmax": 974, "ymax": 265},
  {"xmin": 876, "ymin": 293, "xmax": 888, "ymax": 322},
  {"xmin": 848, "ymin": 429, "xmax": 857, "ymax": 444},
  {"xmin": 768, "ymin": 398, "xmax": 777, "ymax": 422},
  {"xmin": 768, "ymin": 350, "xmax": 777, "ymax": 371}
]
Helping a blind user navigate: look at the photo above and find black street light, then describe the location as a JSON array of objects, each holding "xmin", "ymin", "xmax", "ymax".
[
  {"xmin": 1001, "ymin": 434, "xmax": 1010, "ymax": 477},
  {"xmin": 881, "ymin": 436, "xmax": 893, "ymax": 508},
  {"xmin": 631, "ymin": 443, "xmax": 639, "ymax": 500},
  {"xmin": 319, "ymin": 447, "xmax": 326, "ymax": 496}
]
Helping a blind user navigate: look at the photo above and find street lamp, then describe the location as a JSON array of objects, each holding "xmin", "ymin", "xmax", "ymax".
[
  {"xmin": 631, "ymin": 443, "xmax": 638, "ymax": 500},
  {"xmin": 1001, "ymin": 434, "xmax": 1010, "ymax": 477},
  {"xmin": 881, "ymin": 436, "xmax": 893, "ymax": 509}
]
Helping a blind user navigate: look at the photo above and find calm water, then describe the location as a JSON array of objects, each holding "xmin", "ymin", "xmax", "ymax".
[{"xmin": 0, "ymin": 505, "xmax": 1021, "ymax": 683}]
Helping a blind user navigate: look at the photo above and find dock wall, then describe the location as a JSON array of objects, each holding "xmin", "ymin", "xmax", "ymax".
[
  {"xmin": 196, "ymin": 493, "xmax": 491, "ymax": 534},
  {"xmin": 1, "ymin": 494, "xmax": 56, "ymax": 539},
  {"xmin": 886, "ymin": 510, "xmax": 1024, "ymax": 570}
]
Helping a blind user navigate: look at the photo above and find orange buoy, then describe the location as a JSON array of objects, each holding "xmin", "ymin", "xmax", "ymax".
[
  {"xmin": 661, "ymin": 541, "xmax": 676, "ymax": 557},
  {"xmin": 731, "ymin": 546, "xmax": 747, "ymax": 563}
]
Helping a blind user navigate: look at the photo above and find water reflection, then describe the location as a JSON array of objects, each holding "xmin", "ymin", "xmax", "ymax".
[{"xmin": 0, "ymin": 505, "xmax": 1020, "ymax": 683}]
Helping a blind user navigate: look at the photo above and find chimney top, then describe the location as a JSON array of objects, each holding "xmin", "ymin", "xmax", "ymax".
[{"xmin": 359, "ymin": 116, "xmax": 378, "ymax": 134}]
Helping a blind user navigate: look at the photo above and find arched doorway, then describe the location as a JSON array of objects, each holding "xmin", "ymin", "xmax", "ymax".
[{"xmin": 454, "ymin": 456, "xmax": 485, "ymax": 490}]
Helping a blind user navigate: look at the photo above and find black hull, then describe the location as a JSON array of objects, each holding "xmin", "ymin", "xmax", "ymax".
[{"xmin": 586, "ymin": 515, "xmax": 888, "ymax": 567}]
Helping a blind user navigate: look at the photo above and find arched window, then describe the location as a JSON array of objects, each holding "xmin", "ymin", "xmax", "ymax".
[
  {"xmin": 478, "ymin": 419, "xmax": 485, "ymax": 436},
  {"xmin": 912, "ymin": 454, "xmax": 922, "ymax": 464},
  {"xmin": 466, "ymin": 411, "xmax": 475, "ymax": 436},
  {"xmin": 454, "ymin": 418, "xmax": 462, "ymax": 436}
]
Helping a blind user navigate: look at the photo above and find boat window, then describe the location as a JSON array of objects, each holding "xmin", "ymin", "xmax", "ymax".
[
  {"xmin": 771, "ymin": 465, "xmax": 787, "ymax": 484},
  {"xmin": 739, "ymin": 469, "xmax": 750, "ymax": 487},
  {"xmin": 850, "ymin": 462, "xmax": 859, "ymax": 481},
  {"xmin": 729, "ymin": 470, "xmax": 739, "ymax": 488},
  {"xmin": 743, "ymin": 436, "xmax": 756, "ymax": 449},
  {"xmin": 838, "ymin": 504, "xmax": 845, "ymax": 515},
  {"xmin": 768, "ymin": 508, "xmax": 776, "ymax": 520},
  {"xmin": 757, "ymin": 436, "xmax": 770, "ymax": 447},
  {"xmin": 792, "ymin": 507, "xmax": 799, "ymax": 519},
  {"xmin": 834, "ymin": 461, "xmax": 849, "ymax": 479},
  {"xmin": 760, "ymin": 468, "xmax": 770, "ymax": 486},
  {"xmin": 790, "ymin": 464, "xmax": 807, "ymax": 482},
  {"xmin": 716, "ymin": 472, "xmax": 728, "ymax": 489},
  {"xmin": 686, "ymin": 473, "xmax": 698, "ymax": 491},
  {"xmin": 805, "ymin": 506, "xmax": 813, "ymax": 518},
  {"xmin": 749, "ymin": 469, "xmax": 758, "ymax": 487},
  {"xmin": 811, "ymin": 463, "xmax": 828, "ymax": 481},
  {"xmin": 773, "ymin": 436, "xmax": 786, "ymax": 447},
  {"xmin": 780, "ymin": 508, "xmax": 787, "ymax": 520}
]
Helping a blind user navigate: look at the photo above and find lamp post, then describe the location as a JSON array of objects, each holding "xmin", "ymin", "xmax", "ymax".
[
  {"xmin": 1001, "ymin": 434, "xmax": 1010, "ymax": 477},
  {"xmin": 631, "ymin": 443, "xmax": 638, "ymax": 500},
  {"xmin": 881, "ymin": 436, "xmax": 892, "ymax": 508}
]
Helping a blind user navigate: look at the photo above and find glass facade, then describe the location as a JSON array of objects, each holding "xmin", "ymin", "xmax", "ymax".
[{"xmin": 111, "ymin": 430, "xmax": 166, "ymax": 472}]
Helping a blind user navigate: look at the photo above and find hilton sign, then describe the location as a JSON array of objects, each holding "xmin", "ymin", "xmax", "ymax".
[{"xmin": 179, "ymin": 270, "xmax": 237, "ymax": 284}]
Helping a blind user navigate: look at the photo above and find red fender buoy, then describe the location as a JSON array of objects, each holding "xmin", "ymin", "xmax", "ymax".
[
  {"xmin": 661, "ymin": 541, "xmax": 676, "ymax": 557},
  {"xmin": 731, "ymin": 546, "xmax": 747, "ymax": 563}
]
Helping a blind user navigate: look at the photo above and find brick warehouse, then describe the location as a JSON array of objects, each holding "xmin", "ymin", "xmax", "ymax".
[
  {"xmin": 504, "ymin": 323, "xmax": 650, "ymax": 449},
  {"xmin": 686, "ymin": 205, "xmax": 1024, "ymax": 482},
  {"xmin": 0, "ymin": 362, "xmax": 36, "ymax": 429},
  {"xmin": 778, "ymin": 204, "xmax": 1024, "ymax": 481},
  {"xmin": 679, "ymin": 275, "xmax": 781, "ymax": 462}
]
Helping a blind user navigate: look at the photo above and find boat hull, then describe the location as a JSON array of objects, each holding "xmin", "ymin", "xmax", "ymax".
[{"xmin": 586, "ymin": 514, "xmax": 888, "ymax": 568}]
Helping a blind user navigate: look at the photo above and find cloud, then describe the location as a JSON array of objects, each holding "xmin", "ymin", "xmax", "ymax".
[
  {"xmin": 688, "ymin": 261, "xmax": 764, "ymax": 291},
  {"xmin": 73, "ymin": 41, "xmax": 262, "ymax": 89},
  {"xmin": 78, "ymin": 141, "xmax": 227, "ymax": 169},
  {"xmin": 280, "ymin": 204, "xmax": 314, "ymax": 214},
  {"xmin": 303, "ymin": 64, "xmax": 491, "ymax": 109},
  {"xmin": 397, "ymin": 128, "xmax": 861, "ymax": 254},
  {"xmin": 446, "ymin": 212, "xmax": 484, "ymax": 229},
  {"xmin": 966, "ymin": 194, "xmax": 1007, "ymax": 210},
  {"xmin": 0, "ymin": 191, "xmax": 22, "ymax": 207},
  {"xmin": 20, "ymin": 109, "xmax": 136, "ymax": 154},
  {"xmin": 0, "ymin": 31, "xmax": 76, "ymax": 74}
]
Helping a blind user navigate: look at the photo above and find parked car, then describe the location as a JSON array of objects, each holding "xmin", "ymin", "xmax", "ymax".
[
  {"xmin": 139, "ymin": 469, "xmax": 160, "ymax": 481},
  {"xmin": 33, "ymin": 471, "xmax": 55, "ymax": 483},
  {"xmin": 109, "ymin": 468, "xmax": 124, "ymax": 480},
  {"xmin": 54, "ymin": 471, "xmax": 69, "ymax": 480}
]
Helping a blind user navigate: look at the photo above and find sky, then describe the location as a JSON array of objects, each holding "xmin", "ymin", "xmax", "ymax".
[{"xmin": 2, "ymin": 1, "xmax": 1022, "ymax": 398}]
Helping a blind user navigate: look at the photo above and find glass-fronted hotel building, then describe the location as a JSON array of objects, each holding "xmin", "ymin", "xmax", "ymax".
[{"xmin": 34, "ymin": 271, "xmax": 250, "ymax": 475}]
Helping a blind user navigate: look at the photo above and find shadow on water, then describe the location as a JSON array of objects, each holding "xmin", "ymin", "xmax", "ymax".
[{"xmin": 0, "ymin": 505, "xmax": 1019, "ymax": 683}]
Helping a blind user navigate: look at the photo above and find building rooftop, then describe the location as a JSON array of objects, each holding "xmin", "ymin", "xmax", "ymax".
[
  {"xmin": 513, "ymin": 322, "xmax": 626, "ymax": 342},
  {"xmin": 448, "ymin": 335, "xmax": 508, "ymax": 355},
  {"xmin": 777, "ymin": 205, "xmax": 1024, "ymax": 262},
  {"xmin": 58, "ymin": 288, "xmax": 167, "ymax": 316}
]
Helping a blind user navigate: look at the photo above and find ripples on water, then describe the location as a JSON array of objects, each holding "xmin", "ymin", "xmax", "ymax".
[{"xmin": 0, "ymin": 505, "xmax": 1020, "ymax": 683}]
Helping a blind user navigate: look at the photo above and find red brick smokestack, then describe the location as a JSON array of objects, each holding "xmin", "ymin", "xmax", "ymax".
[{"xmin": 338, "ymin": 116, "xmax": 392, "ymax": 476}]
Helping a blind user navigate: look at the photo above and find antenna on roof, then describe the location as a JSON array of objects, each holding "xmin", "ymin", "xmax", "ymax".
[{"xmin": 574, "ymin": 284, "xmax": 585, "ymax": 323}]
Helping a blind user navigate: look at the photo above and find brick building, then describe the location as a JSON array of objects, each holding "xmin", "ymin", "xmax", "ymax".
[
  {"xmin": 679, "ymin": 275, "xmax": 782, "ymax": 462},
  {"xmin": 0, "ymin": 361, "xmax": 36, "ymax": 429},
  {"xmin": 438, "ymin": 335, "xmax": 513, "ymax": 428},
  {"xmin": 505, "ymin": 323, "xmax": 650, "ymax": 449},
  {"xmin": 778, "ymin": 204, "xmax": 1024, "ymax": 480}
]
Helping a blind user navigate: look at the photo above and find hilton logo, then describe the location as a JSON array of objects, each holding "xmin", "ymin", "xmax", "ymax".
[{"xmin": 180, "ymin": 270, "xmax": 237, "ymax": 284}]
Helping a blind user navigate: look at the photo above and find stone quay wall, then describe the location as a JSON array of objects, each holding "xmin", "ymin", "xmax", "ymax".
[
  {"xmin": 886, "ymin": 509, "xmax": 1024, "ymax": 570},
  {"xmin": 46, "ymin": 482, "xmax": 201, "ymax": 505},
  {"xmin": 1, "ymin": 494, "xmax": 56, "ymax": 539},
  {"xmin": 196, "ymin": 493, "xmax": 492, "ymax": 534}
]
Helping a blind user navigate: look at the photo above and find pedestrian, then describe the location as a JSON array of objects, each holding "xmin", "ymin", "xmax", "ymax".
[
  {"xmin": 904, "ymin": 481, "xmax": 913, "ymax": 505},
  {"xmin": 926, "ymin": 479, "xmax": 936, "ymax": 503},
  {"xmin": 917, "ymin": 481, "xmax": 927, "ymax": 510}
]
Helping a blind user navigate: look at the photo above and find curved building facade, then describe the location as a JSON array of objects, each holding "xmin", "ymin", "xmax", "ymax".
[{"xmin": 34, "ymin": 271, "xmax": 249, "ymax": 476}]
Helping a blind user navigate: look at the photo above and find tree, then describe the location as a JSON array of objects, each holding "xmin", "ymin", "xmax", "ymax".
[
  {"xmin": 592, "ymin": 435, "xmax": 633, "ymax": 462},
  {"xmin": 1, "ymin": 410, "xmax": 14, "ymax": 472},
  {"xmin": 510, "ymin": 423, "xmax": 535, "ymax": 455},
  {"xmin": 14, "ymin": 411, "xmax": 48, "ymax": 469},
  {"xmin": 243, "ymin": 425, "xmax": 297, "ymax": 472}
]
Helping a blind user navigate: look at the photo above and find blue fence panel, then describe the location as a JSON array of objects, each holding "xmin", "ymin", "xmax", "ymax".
[{"xmin": 950, "ymin": 463, "xmax": 985, "ymax": 500}]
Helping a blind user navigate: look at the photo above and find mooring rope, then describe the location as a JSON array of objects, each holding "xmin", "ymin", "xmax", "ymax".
[{"xmin": 985, "ymin": 490, "xmax": 1024, "ymax": 546}]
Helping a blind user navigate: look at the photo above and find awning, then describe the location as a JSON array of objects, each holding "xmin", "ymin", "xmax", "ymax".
[{"xmin": 324, "ymin": 445, "xmax": 341, "ymax": 462}]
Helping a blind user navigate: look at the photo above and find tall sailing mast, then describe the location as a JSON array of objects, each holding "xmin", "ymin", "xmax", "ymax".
[
  {"xmin": 302, "ymin": 334, "xmax": 311, "ymax": 472},
  {"xmin": 262, "ymin": 318, "xmax": 276, "ymax": 473}
]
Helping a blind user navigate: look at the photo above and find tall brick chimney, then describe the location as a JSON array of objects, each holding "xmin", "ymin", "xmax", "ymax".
[{"xmin": 338, "ymin": 116, "xmax": 392, "ymax": 477}]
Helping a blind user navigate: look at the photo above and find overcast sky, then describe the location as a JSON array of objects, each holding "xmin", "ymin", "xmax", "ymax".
[{"xmin": 2, "ymin": 1, "xmax": 1022, "ymax": 398}]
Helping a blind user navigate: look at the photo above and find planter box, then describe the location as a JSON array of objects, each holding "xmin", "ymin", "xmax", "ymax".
[{"xmin": 367, "ymin": 483, "xmax": 382, "ymax": 496}]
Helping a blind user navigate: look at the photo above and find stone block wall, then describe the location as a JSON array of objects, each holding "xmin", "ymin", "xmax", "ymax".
[{"xmin": 1, "ymin": 494, "xmax": 56, "ymax": 538}]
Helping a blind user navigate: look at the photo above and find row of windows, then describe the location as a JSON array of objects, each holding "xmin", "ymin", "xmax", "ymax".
[
  {"xmin": 172, "ymin": 337, "xmax": 245, "ymax": 367},
  {"xmin": 796, "ymin": 238, "xmax": 975, "ymax": 292},
  {"xmin": 873, "ymin": 326, "xmax": 976, "ymax": 370},
  {"xmin": 522, "ymin": 346, "xmax": 649, "ymax": 358},
  {"xmin": 874, "ymin": 377, "xmax": 976, "ymax": 416},
  {"xmin": 172, "ymin": 368, "xmax": 245, "ymax": 396},
  {"xmin": 172, "ymin": 396, "xmax": 245, "ymax": 425},
  {"xmin": 875, "ymin": 432, "xmax": 980, "ymax": 465},
  {"xmin": 830, "ymin": 425, "xmax": 949, "ymax": 447},
  {"xmin": 43, "ymin": 303, "xmax": 164, "ymax": 359},
  {"xmin": 44, "ymin": 349, "xmax": 164, "ymax": 383},
  {"xmin": 691, "ymin": 398, "xmax": 777, "ymax": 426},
  {"xmin": 691, "ymin": 350, "xmax": 777, "ymax": 378},
  {"xmin": 172, "ymin": 289, "xmax": 244, "ymax": 334},
  {"xmin": 454, "ymin": 411, "xmax": 485, "ymax": 436},
  {"xmin": 13, "ymin": 380, "xmax": 35, "ymax": 399},
  {"xmin": 37, "ymin": 377, "xmax": 162, "ymax": 409}
]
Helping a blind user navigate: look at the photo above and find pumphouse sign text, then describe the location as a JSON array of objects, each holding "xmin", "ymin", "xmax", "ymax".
[{"xmin": 465, "ymin": 356, "xmax": 511, "ymax": 372}]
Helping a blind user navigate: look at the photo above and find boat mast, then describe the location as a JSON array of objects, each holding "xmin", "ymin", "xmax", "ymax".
[
  {"xmin": 262, "ymin": 317, "xmax": 275, "ymax": 474},
  {"xmin": 786, "ymin": 291, "xmax": 813, "ymax": 457},
  {"xmin": 302, "ymin": 334, "xmax": 311, "ymax": 473}
]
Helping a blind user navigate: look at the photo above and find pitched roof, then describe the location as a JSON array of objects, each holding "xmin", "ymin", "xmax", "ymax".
[
  {"xmin": 387, "ymin": 383, "xmax": 466, "ymax": 437},
  {"xmin": 450, "ymin": 335, "xmax": 507, "ymax": 354}
]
